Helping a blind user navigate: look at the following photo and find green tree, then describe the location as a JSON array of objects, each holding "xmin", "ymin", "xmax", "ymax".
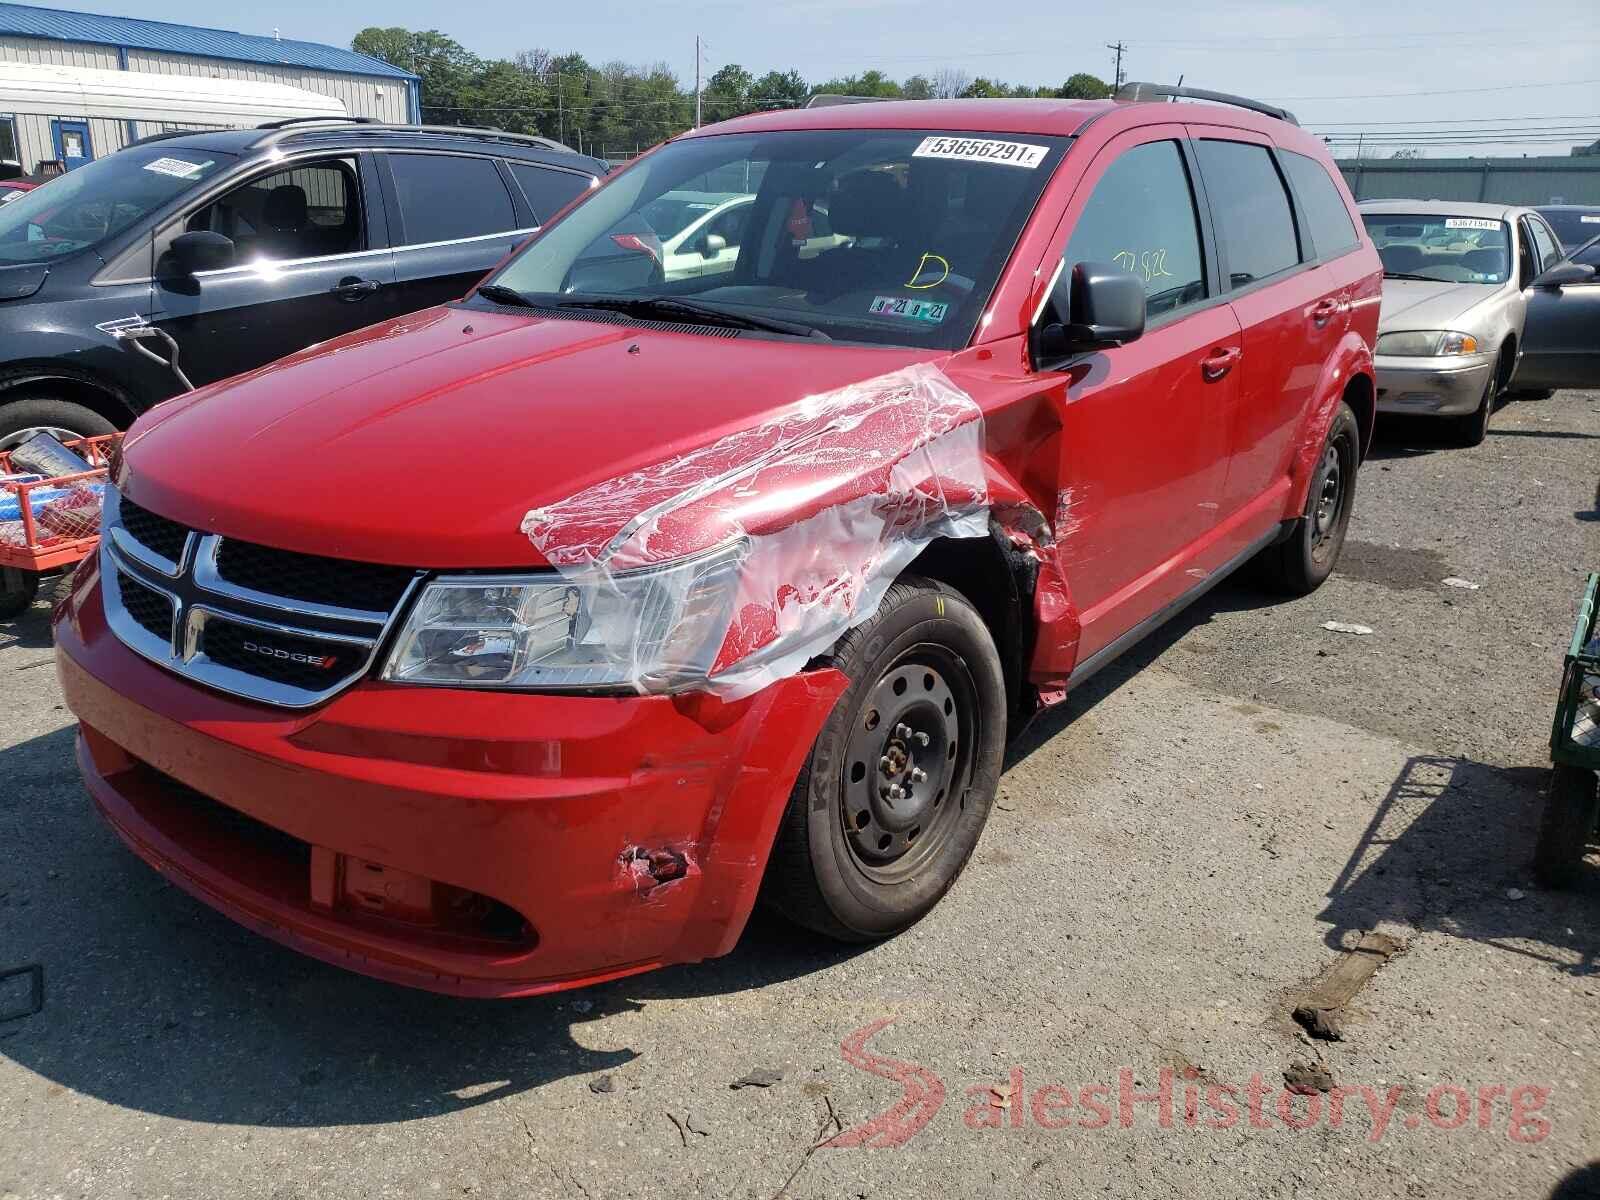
[
  {"xmin": 750, "ymin": 69, "xmax": 810, "ymax": 110},
  {"xmin": 815, "ymin": 69, "xmax": 902, "ymax": 98},
  {"xmin": 353, "ymin": 28, "xmax": 481, "ymax": 123},
  {"xmin": 900, "ymin": 74, "xmax": 933, "ymax": 100},
  {"xmin": 1058, "ymin": 72, "xmax": 1110, "ymax": 99},
  {"xmin": 703, "ymin": 63, "xmax": 755, "ymax": 121},
  {"xmin": 456, "ymin": 59, "xmax": 548, "ymax": 133},
  {"xmin": 959, "ymin": 77, "xmax": 1004, "ymax": 98}
]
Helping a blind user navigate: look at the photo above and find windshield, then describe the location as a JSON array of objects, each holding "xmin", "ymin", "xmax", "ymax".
[
  {"xmin": 0, "ymin": 145, "xmax": 235, "ymax": 265},
  {"xmin": 1361, "ymin": 213, "xmax": 1510, "ymax": 284},
  {"xmin": 1539, "ymin": 208, "xmax": 1600, "ymax": 252},
  {"xmin": 487, "ymin": 128, "xmax": 1071, "ymax": 348}
]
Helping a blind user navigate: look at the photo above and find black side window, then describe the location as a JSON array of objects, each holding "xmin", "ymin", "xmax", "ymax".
[
  {"xmin": 1195, "ymin": 140, "xmax": 1300, "ymax": 287},
  {"xmin": 1527, "ymin": 218, "xmax": 1562, "ymax": 271},
  {"xmin": 1574, "ymin": 239, "xmax": 1600, "ymax": 270},
  {"xmin": 1280, "ymin": 150, "xmax": 1359, "ymax": 259},
  {"xmin": 185, "ymin": 158, "xmax": 363, "ymax": 261},
  {"xmin": 509, "ymin": 163, "xmax": 592, "ymax": 225},
  {"xmin": 1062, "ymin": 140, "xmax": 1206, "ymax": 318},
  {"xmin": 0, "ymin": 117, "xmax": 18, "ymax": 165},
  {"xmin": 389, "ymin": 154, "xmax": 517, "ymax": 245}
]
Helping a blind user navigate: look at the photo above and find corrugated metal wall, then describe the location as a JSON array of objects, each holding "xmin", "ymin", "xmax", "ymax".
[
  {"xmin": 0, "ymin": 34, "xmax": 116, "ymax": 68},
  {"xmin": 124, "ymin": 50, "xmax": 410, "ymax": 123},
  {"xmin": 0, "ymin": 37, "xmax": 409, "ymax": 170},
  {"xmin": 1339, "ymin": 158, "xmax": 1600, "ymax": 206}
]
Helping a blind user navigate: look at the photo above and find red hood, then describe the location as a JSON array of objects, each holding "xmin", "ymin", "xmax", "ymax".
[{"xmin": 120, "ymin": 306, "xmax": 933, "ymax": 567}]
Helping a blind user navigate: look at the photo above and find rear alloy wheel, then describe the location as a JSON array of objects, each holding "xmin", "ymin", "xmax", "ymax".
[
  {"xmin": 0, "ymin": 398, "xmax": 117, "ymax": 453},
  {"xmin": 761, "ymin": 577, "xmax": 1006, "ymax": 941},
  {"xmin": 1253, "ymin": 400, "xmax": 1359, "ymax": 596}
]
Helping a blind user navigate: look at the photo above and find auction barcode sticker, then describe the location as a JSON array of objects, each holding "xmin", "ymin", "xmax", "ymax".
[
  {"xmin": 142, "ymin": 156, "xmax": 207, "ymax": 179},
  {"xmin": 1443, "ymin": 217, "xmax": 1500, "ymax": 231},
  {"xmin": 912, "ymin": 136, "xmax": 1049, "ymax": 169}
]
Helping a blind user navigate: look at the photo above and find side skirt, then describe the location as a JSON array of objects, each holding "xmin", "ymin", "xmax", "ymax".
[{"xmin": 1064, "ymin": 520, "xmax": 1292, "ymax": 691}]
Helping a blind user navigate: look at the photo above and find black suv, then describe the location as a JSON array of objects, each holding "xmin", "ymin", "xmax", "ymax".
[{"xmin": 0, "ymin": 118, "xmax": 606, "ymax": 448}]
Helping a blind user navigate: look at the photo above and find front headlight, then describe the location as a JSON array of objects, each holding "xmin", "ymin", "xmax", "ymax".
[
  {"xmin": 1376, "ymin": 330, "xmax": 1479, "ymax": 356},
  {"xmin": 381, "ymin": 544, "xmax": 745, "ymax": 692}
]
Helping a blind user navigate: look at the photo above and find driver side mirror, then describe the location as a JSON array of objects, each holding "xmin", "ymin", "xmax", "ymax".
[
  {"xmin": 1532, "ymin": 260, "xmax": 1596, "ymax": 290},
  {"xmin": 1030, "ymin": 260, "xmax": 1146, "ymax": 371},
  {"xmin": 698, "ymin": 232, "xmax": 727, "ymax": 259},
  {"xmin": 166, "ymin": 230, "xmax": 235, "ymax": 277}
]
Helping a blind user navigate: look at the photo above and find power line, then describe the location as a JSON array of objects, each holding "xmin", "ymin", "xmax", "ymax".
[{"xmin": 1267, "ymin": 77, "xmax": 1600, "ymax": 101}]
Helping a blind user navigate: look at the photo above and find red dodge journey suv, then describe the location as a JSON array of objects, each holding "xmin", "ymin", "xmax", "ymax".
[{"xmin": 55, "ymin": 85, "xmax": 1380, "ymax": 996}]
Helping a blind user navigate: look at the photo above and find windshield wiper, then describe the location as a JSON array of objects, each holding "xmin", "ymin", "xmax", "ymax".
[
  {"xmin": 475, "ymin": 283, "xmax": 538, "ymax": 307},
  {"xmin": 555, "ymin": 294, "xmax": 830, "ymax": 341},
  {"xmin": 1383, "ymin": 271, "xmax": 1443, "ymax": 282}
]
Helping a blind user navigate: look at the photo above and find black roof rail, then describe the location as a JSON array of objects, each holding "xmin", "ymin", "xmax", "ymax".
[
  {"xmin": 1115, "ymin": 82, "xmax": 1298, "ymax": 127},
  {"xmin": 122, "ymin": 128, "xmax": 213, "ymax": 149},
  {"xmin": 805, "ymin": 94, "xmax": 898, "ymax": 108},
  {"xmin": 253, "ymin": 122, "xmax": 579, "ymax": 157},
  {"xmin": 256, "ymin": 115, "xmax": 377, "ymax": 130}
]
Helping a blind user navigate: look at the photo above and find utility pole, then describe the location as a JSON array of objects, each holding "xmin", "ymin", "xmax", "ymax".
[
  {"xmin": 1106, "ymin": 41, "xmax": 1127, "ymax": 89},
  {"xmin": 694, "ymin": 35, "xmax": 702, "ymax": 129}
]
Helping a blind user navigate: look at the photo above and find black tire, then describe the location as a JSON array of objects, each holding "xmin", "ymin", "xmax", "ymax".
[
  {"xmin": 760, "ymin": 576, "xmax": 1006, "ymax": 941},
  {"xmin": 1533, "ymin": 763, "xmax": 1598, "ymax": 889},
  {"xmin": 1253, "ymin": 401, "xmax": 1360, "ymax": 596},
  {"xmin": 0, "ymin": 397, "xmax": 117, "ymax": 453},
  {"xmin": 1448, "ymin": 352, "xmax": 1509, "ymax": 448},
  {"xmin": 0, "ymin": 567, "xmax": 40, "ymax": 620}
]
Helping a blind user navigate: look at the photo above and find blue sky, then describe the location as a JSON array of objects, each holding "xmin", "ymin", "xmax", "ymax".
[{"xmin": 38, "ymin": 0, "xmax": 1600, "ymax": 155}]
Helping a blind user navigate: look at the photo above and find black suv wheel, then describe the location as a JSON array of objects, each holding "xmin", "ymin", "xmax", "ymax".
[{"xmin": 761, "ymin": 577, "xmax": 1006, "ymax": 941}]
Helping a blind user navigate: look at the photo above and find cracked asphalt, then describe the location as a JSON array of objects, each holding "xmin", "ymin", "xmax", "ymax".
[{"xmin": 2, "ymin": 390, "xmax": 1597, "ymax": 1199}]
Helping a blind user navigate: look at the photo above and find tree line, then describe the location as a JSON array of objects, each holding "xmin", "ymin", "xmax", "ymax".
[{"xmin": 351, "ymin": 27, "xmax": 1111, "ymax": 159}]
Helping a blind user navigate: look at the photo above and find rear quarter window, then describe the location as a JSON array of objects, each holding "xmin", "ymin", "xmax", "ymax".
[
  {"xmin": 510, "ymin": 163, "xmax": 593, "ymax": 225},
  {"xmin": 1280, "ymin": 150, "xmax": 1360, "ymax": 259}
]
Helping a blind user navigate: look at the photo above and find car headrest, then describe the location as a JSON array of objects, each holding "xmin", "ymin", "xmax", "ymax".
[
  {"xmin": 1461, "ymin": 248, "xmax": 1504, "ymax": 275},
  {"xmin": 1378, "ymin": 244, "xmax": 1424, "ymax": 273},
  {"xmin": 263, "ymin": 184, "xmax": 308, "ymax": 233},
  {"xmin": 828, "ymin": 171, "xmax": 905, "ymax": 238}
]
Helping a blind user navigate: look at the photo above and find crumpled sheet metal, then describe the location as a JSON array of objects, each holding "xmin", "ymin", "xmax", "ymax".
[{"xmin": 521, "ymin": 363, "xmax": 989, "ymax": 698}]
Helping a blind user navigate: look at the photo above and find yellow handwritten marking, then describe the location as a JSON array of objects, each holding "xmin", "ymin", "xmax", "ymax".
[
  {"xmin": 935, "ymin": 595, "xmax": 945, "ymax": 616},
  {"xmin": 1112, "ymin": 247, "xmax": 1175, "ymax": 283},
  {"xmin": 905, "ymin": 253, "xmax": 951, "ymax": 290}
]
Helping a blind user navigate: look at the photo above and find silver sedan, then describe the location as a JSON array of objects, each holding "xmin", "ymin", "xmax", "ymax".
[{"xmin": 1360, "ymin": 200, "xmax": 1569, "ymax": 446}]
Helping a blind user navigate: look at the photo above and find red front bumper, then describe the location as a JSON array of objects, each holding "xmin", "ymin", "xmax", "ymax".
[{"xmin": 52, "ymin": 557, "xmax": 846, "ymax": 997}]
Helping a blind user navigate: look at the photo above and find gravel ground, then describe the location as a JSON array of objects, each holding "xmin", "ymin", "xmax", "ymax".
[{"xmin": 1, "ymin": 390, "xmax": 1597, "ymax": 1200}]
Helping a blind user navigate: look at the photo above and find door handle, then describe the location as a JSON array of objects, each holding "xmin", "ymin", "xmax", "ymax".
[
  {"xmin": 1310, "ymin": 298, "xmax": 1342, "ymax": 325},
  {"xmin": 332, "ymin": 276, "xmax": 380, "ymax": 301},
  {"xmin": 1201, "ymin": 347, "xmax": 1241, "ymax": 381}
]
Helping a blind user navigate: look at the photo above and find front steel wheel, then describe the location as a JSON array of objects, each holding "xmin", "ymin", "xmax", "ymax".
[{"xmin": 761, "ymin": 577, "xmax": 1006, "ymax": 941}]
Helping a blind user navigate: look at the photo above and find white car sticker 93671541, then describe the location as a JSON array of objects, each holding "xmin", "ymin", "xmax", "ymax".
[
  {"xmin": 1443, "ymin": 217, "xmax": 1500, "ymax": 231},
  {"xmin": 912, "ymin": 136, "xmax": 1048, "ymax": 169}
]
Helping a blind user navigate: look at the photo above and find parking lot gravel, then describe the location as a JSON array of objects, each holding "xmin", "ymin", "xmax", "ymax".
[{"xmin": 2, "ymin": 390, "xmax": 1597, "ymax": 1199}]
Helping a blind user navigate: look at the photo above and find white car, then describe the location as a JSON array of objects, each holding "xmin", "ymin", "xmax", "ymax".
[{"xmin": 641, "ymin": 191, "xmax": 753, "ymax": 281}]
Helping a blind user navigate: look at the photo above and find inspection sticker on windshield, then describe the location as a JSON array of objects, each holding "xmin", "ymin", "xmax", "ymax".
[
  {"xmin": 870, "ymin": 296, "xmax": 948, "ymax": 323},
  {"xmin": 142, "ymin": 156, "xmax": 207, "ymax": 179},
  {"xmin": 1583, "ymin": 215, "xmax": 1600, "ymax": 224},
  {"xmin": 912, "ymin": 136, "xmax": 1048, "ymax": 169},
  {"xmin": 1443, "ymin": 217, "xmax": 1499, "ymax": 231}
]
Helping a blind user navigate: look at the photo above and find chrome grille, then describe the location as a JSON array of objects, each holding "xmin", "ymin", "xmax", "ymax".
[{"xmin": 99, "ymin": 489, "xmax": 422, "ymax": 709}]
